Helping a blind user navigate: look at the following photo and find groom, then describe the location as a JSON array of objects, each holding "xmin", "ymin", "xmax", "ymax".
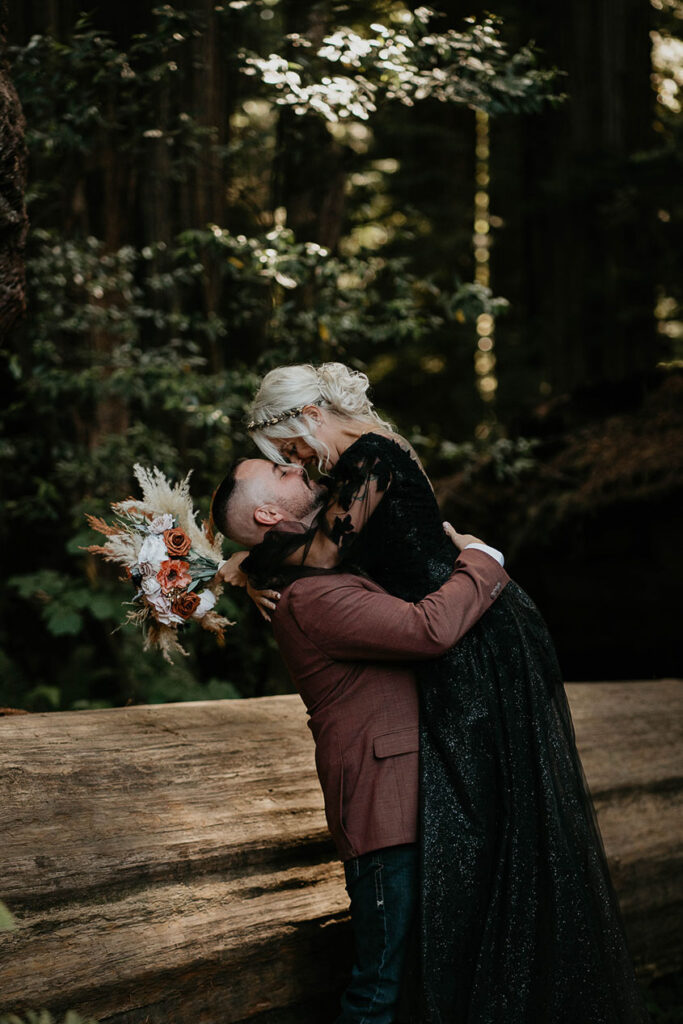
[{"xmin": 212, "ymin": 459, "xmax": 509, "ymax": 1024}]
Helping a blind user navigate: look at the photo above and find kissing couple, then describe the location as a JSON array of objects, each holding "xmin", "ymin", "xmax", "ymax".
[{"xmin": 211, "ymin": 361, "xmax": 649, "ymax": 1024}]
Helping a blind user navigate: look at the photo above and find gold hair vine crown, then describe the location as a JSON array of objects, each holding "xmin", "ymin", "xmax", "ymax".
[{"xmin": 246, "ymin": 406, "xmax": 305, "ymax": 431}]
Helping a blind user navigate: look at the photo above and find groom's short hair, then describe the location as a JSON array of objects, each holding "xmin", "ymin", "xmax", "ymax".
[
  {"xmin": 212, "ymin": 458, "xmax": 285, "ymax": 547},
  {"xmin": 211, "ymin": 459, "xmax": 250, "ymax": 544}
]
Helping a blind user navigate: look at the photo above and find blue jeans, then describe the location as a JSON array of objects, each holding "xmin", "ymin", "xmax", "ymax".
[{"xmin": 335, "ymin": 843, "xmax": 418, "ymax": 1024}]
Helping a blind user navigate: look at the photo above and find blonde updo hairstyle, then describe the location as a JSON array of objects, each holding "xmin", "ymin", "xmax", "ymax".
[{"xmin": 247, "ymin": 362, "xmax": 393, "ymax": 469}]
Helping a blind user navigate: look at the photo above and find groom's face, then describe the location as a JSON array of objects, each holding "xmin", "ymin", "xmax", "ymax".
[{"xmin": 236, "ymin": 458, "xmax": 326, "ymax": 522}]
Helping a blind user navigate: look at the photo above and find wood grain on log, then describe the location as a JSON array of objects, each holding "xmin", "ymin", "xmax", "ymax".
[{"xmin": 0, "ymin": 681, "xmax": 681, "ymax": 1023}]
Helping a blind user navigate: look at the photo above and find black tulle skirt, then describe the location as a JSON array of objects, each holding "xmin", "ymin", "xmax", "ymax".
[{"xmin": 410, "ymin": 582, "xmax": 650, "ymax": 1024}]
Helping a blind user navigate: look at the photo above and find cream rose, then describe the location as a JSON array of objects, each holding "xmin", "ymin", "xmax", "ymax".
[
  {"xmin": 192, "ymin": 591, "xmax": 217, "ymax": 620},
  {"xmin": 138, "ymin": 533, "xmax": 167, "ymax": 568}
]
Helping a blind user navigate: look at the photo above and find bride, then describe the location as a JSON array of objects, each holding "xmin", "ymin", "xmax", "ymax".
[{"xmin": 224, "ymin": 361, "xmax": 649, "ymax": 1024}]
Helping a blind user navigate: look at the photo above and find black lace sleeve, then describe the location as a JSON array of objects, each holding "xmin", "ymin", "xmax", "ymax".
[
  {"xmin": 241, "ymin": 436, "xmax": 394, "ymax": 586},
  {"xmin": 309, "ymin": 442, "xmax": 393, "ymax": 564}
]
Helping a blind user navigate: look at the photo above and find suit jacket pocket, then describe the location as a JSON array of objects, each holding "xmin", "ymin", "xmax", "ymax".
[{"xmin": 373, "ymin": 727, "xmax": 420, "ymax": 759}]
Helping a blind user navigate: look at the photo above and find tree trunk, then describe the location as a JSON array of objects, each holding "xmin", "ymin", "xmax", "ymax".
[
  {"xmin": 0, "ymin": 0, "xmax": 28, "ymax": 341},
  {"xmin": 274, "ymin": 0, "xmax": 349, "ymax": 250},
  {"xmin": 0, "ymin": 683, "xmax": 679, "ymax": 1022},
  {"xmin": 484, "ymin": 0, "xmax": 657, "ymax": 411}
]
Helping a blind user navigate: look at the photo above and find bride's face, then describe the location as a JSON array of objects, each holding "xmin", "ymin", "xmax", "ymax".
[
  {"xmin": 273, "ymin": 435, "xmax": 318, "ymax": 468},
  {"xmin": 269, "ymin": 407, "xmax": 342, "ymax": 470}
]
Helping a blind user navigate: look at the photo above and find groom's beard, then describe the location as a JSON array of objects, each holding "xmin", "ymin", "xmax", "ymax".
[{"xmin": 279, "ymin": 481, "xmax": 327, "ymax": 522}]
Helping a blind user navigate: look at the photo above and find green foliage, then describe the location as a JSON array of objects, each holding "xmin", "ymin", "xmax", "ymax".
[
  {"xmin": 648, "ymin": 7, "xmax": 683, "ymax": 362},
  {"xmin": 11, "ymin": 8, "xmax": 208, "ymax": 217},
  {"xmin": 239, "ymin": 10, "xmax": 562, "ymax": 122},
  {"xmin": 0, "ymin": 901, "xmax": 17, "ymax": 932},
  {"xmin": 2, "ymin": 3, "xmax": 562, "ymax": 710},
  {"xmin": 175, "ymin": 223, "xmax": 510, "ymax": 366},
  {"xmin": 436, "ymin": 436, "xmax": 540, "ymax": 483},
  {"xmin": 9, "ymin": 571, "xmax": 112, "ymax": 637}
]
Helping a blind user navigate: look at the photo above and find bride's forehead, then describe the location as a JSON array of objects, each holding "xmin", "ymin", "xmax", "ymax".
[{"xmin": 281, "ymin": 436, "xmax": 311, "ymax": 450}]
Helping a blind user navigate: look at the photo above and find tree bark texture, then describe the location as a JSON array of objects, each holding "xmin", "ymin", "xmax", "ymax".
[
  {"xmin": 0, "ymin": 0, "xmax": 27, "ymax": 342},
  {"xmin": 484, "ymin": 0, "xmax": 657, "ymax": 403},
  {"xmin": 0, "ymin": 681, "xmax": 680, "ymax": 1023},
  {"xmin": 273, "ymin": 0, "xmax": 349, "ymax": 251}
]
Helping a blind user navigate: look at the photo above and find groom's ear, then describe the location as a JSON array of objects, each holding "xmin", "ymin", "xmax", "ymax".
[{"xmin": 254, "ymin": 504, "xmax": 284, "ymax": 527}]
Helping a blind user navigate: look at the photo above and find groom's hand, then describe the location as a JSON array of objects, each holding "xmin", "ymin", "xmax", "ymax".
[{"xmin": 442, "ymin": 521, "xmax": 485, "ymax": 551}]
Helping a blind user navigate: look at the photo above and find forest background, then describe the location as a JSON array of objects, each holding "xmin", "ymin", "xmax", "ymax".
[{"xmin": 1, "ymin": 0, "xmax": 682, "ymax": 714}]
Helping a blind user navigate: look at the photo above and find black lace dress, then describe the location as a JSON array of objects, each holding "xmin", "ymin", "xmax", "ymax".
[{"xmin": 244, "ymin": 432, "xmax": 650, "ymax": 1024}]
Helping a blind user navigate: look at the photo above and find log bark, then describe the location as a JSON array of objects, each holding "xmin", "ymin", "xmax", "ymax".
[{"xmin": 0, "ymin": 681, "xmax": 680, "ymax": 1022}]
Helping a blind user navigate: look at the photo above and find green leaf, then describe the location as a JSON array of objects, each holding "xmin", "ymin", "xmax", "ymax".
[
  {"xmin": 67, "ymin": 589, "xmax": 94, "ymax": 611},
  {"xmin": 69, "ymin": 699, "xmax": 113, "ymax": 711},
  {"xmin": 206, "ymin": 679, "xmax": 242, "ymax": 700},
  {"xmin": 66, "ymin": 529, "xmax": 97, "ymax": 555},
  {"xmin": 43, "ymin": 605, "xmax": 83, "ymax": 636},
  {"xmin": 9, "ymin": 571, "xmax": 64, "ymax": 600},
  {"xmin": 63, "ymin": 1010, "xmax": 99, "ymax": 1024},
  {"xmin": 26, "ymin": 685, "xmax": 61, "ymax": 711},
  {"xmin": 88, "ymin": 593, "xmax": 119, "ymax": 620},
  {"xmin": 0, "ymin": 900, "xmax": 16, "ymax": 932}
]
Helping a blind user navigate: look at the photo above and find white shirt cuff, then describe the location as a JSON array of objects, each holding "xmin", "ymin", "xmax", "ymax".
[{"xmin": 464, "ymin": 541, "xmax": 504, "ymax": 567}]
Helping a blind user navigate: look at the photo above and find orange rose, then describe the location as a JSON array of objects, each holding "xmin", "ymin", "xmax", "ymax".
[
  {"xmin": 172, "ymin": 591, "xmax": 201, "ymax": 619},
  {"xmin": 163, "ymin": 527, "xmax": 192, "ymax": 558},
  {"xmin": 156, "ymin": 559, "xmax": 192, "ymax": 593}
]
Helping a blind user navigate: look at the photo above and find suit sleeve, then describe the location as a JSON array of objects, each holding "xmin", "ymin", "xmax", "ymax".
[{"xmin": 288, "ymin": 548, "xmax": 510, "ymax": 661}]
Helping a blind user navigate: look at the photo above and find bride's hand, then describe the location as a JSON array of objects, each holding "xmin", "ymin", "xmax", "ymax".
[
  {"xmin": 214, "ymin": 551, "xmax": 249, "ymax": 587},
  {"xmin": 246, "ymin": 580, "xmax": 281, "ymax": 623},
  {"xmin": 442, "ymin": 521, "xmax": 484, "ymax": 551}
]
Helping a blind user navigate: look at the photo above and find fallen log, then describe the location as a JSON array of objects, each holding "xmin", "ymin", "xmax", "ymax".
[{"xmin": 0, "ymin": 680, "xmax": 681, "ymax": 1023}]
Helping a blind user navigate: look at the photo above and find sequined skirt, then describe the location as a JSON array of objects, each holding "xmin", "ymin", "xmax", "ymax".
[{"xmin": 408, "ymin": 582, "xmax": 650, "ymax": 1024}]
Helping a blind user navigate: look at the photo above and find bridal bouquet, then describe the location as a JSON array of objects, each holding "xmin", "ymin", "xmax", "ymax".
[{"xmin": 85, "ymin": 464, "xmax": 232, "ymax": 661}]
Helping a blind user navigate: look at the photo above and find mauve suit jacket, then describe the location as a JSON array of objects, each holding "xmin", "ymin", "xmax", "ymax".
[{"xmin": 271, "ymin": 548, "xmax": 510, "ymax": 861}]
